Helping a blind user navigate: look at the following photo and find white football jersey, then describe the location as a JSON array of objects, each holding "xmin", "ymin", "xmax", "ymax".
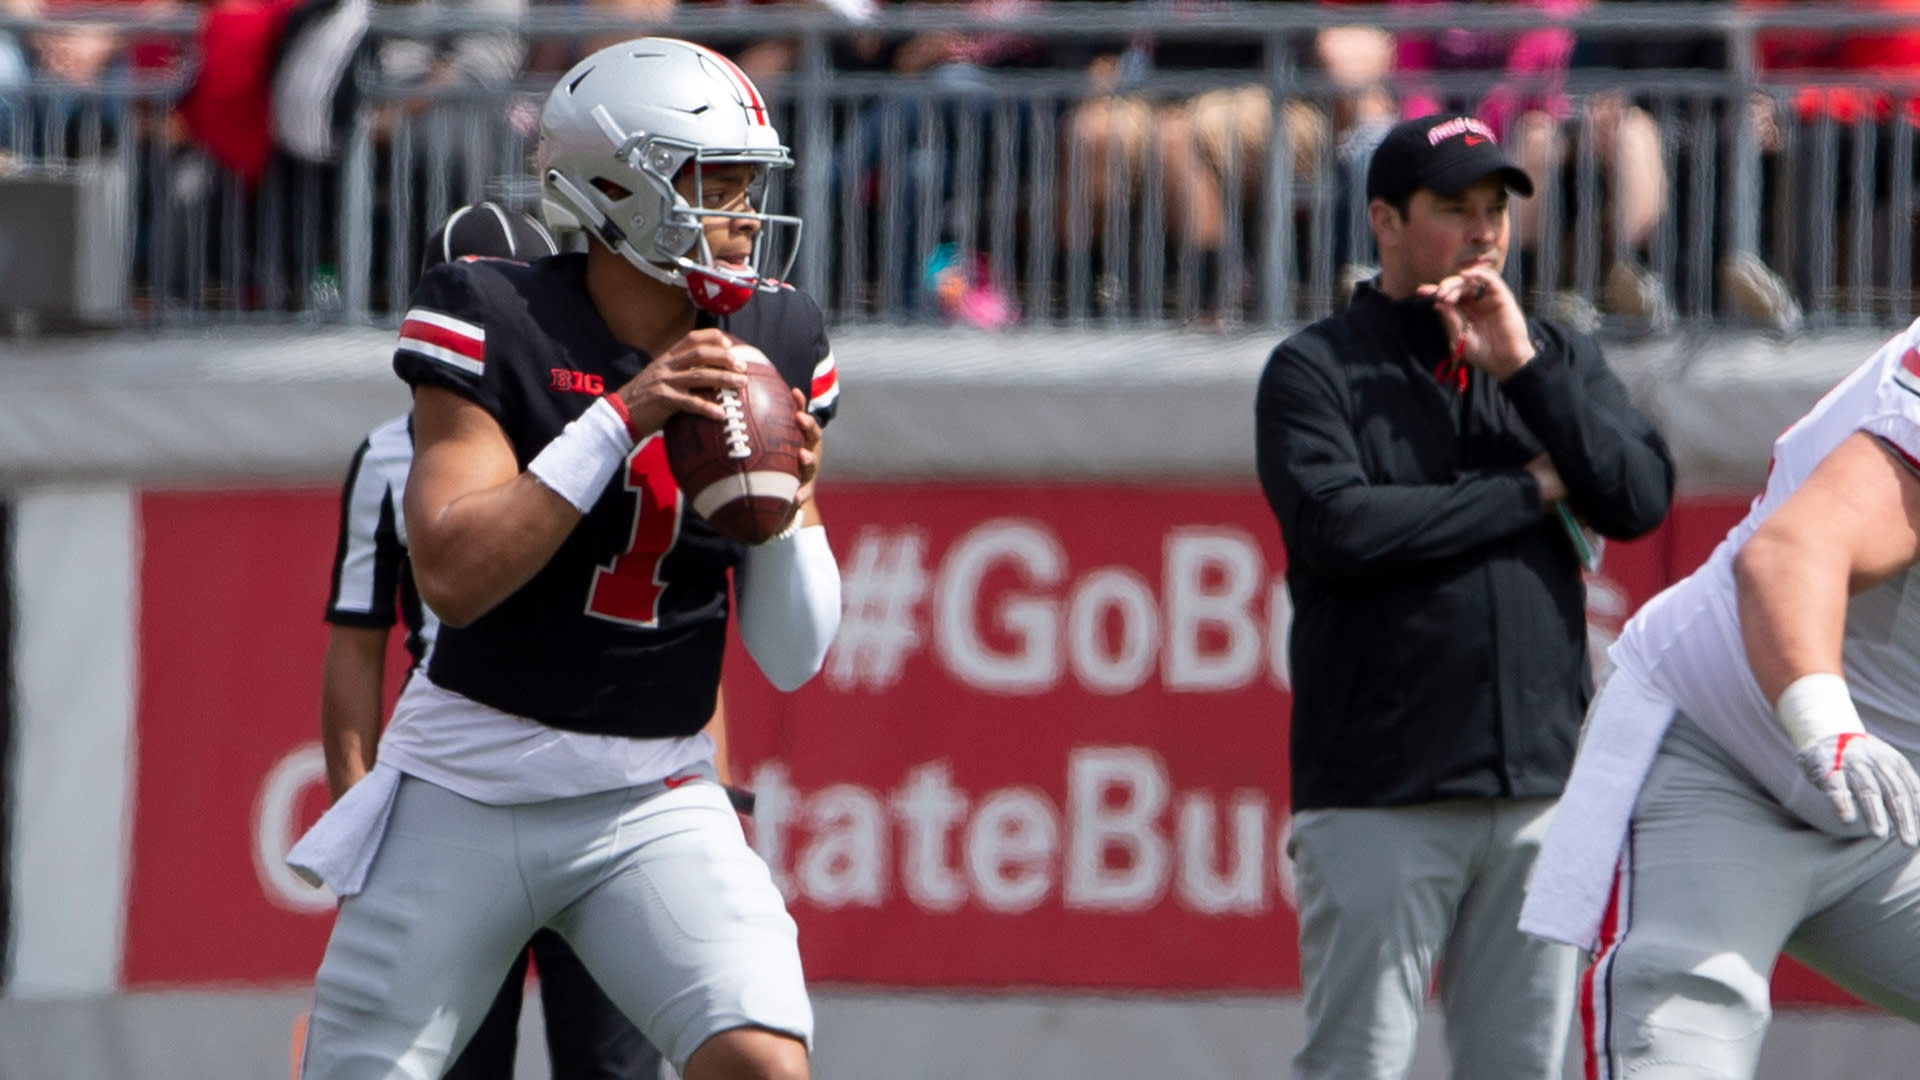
[{"xmin": 1611, "ymin": 319, "xmax": 1920, "ymax": 827}]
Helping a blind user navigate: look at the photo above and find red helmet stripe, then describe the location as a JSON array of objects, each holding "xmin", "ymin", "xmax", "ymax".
[{"xmin": 686, "ymin": 42, "xmax": 768, "ymax": 126}]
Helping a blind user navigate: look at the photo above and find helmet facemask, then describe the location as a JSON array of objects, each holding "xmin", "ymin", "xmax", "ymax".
[
  {"xmin": 664, "ymin": 149, "xmax": 802, "ymax": 315},
  {"xmin": 545, "ymin": 103, "xmax": 802, "ymax": 315}
]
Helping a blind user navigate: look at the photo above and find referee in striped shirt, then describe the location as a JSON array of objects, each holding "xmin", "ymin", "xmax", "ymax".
[{"xmin": 320, "ymin": 203, "xmax": 671, "ymax": 1080}]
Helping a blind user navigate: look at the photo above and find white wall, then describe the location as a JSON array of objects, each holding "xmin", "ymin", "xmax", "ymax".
[{"xmin": 5, "ymin": 486, "xmax": 138, "ymax": 997}]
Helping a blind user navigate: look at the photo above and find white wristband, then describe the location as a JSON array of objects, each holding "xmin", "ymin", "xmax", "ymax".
[
  {"xmin": 1774, "ymin": 672, "xmax": 1866, "ymax": 751},
  {"xmin": 527, "ymin": 396, "xmax": 636, "ymax": 513}
]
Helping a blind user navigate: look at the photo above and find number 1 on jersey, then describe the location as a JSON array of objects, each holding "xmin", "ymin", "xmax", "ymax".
[{"xmin": 586, "ymin": 435, "xmax": 684, "ymax": 627}]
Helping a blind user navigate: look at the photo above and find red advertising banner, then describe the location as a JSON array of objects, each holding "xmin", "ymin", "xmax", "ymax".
[
  {"xmin": 124, "ymin": 491, "xmax": 413, "ymax": 986},
  {"xmin": 122, "ymin": 483, "xmax": 1852, "ymax": 1005},
  {"xmin": 727, "ymin": 486, "xmax": 1303, "ymax": 991}
]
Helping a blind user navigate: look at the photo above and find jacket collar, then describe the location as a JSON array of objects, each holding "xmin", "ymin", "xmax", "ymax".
[{"xmin": 1350, "ymin": 278, "xmax": 1467, "ymax": 391}]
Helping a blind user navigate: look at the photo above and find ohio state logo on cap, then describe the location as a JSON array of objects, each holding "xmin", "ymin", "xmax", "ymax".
[{"xmin": 1426, "ymin": 116, "xmax": 1498, "ymax": 147}]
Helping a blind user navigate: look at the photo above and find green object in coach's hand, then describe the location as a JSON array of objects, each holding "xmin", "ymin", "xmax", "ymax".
[{"xmin": 1556, "ymin": 502, "xmax": 1603, "ymax": 573}]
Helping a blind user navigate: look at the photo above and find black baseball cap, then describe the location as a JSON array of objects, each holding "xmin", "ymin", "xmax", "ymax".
[
  {"xmin": 1365, "ymin": 113, "xmax": 1535, "ymax": 205},
  {"xmin": 420, "ymin": 202, "xmax": 559, "ymax": 275}
]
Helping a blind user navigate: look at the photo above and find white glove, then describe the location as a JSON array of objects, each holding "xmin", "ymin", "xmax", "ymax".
[
  {"xmin": 1777, "ymin": 673, "xmax": 1920, "ymax": 846},
  {"xmin": 1794, "ymin": 731, "xmax": 1920, "ymax": 846}
]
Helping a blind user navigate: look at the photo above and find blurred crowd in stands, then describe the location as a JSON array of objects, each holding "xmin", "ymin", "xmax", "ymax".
[{"xmin": 2, "ymin": 0, "xmax": 1919, "ymax": 332}]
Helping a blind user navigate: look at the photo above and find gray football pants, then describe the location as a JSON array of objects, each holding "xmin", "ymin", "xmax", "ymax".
[
  {"xmin": 300, "ymin": 775, "xmax": 810, "ymax": 1080},
  {"xmin": 1289, "ymin": 797, "xmax": 1578, "ymax": 1080},
  {"xmin": 1588, "ymin": 715, "xmax": 1920, "ymax": 1080}
]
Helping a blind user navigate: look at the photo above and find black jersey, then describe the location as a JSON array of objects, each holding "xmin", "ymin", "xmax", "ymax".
[{"xmin": 392, "ymin": 253, "xmax": 839, "ymax": 738}]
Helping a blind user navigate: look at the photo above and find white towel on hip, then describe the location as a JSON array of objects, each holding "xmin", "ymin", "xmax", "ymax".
[
  {"xmin": 1520, "ymin": 668, "xmax": 1678, "ymax": 950},
  {"xmin": 285, "ymin": 761, "xmax": 403, "ymax": 898}
]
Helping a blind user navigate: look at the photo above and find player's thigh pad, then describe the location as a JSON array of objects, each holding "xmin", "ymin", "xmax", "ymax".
[
  {"xmin": 303, "ymin": 777, "xmax": 537, "ymax": 1080},
  {"xmin": 441, "ymin": 949, "xmax": 530, "ymax": 1080},
  {"xmin": 550, "ymin": 781, "xmax": 810, "ymax": 1071},
  {"xmin": 1592, "ymin": 719, "xmax": 1812, "ymax": 1080}
]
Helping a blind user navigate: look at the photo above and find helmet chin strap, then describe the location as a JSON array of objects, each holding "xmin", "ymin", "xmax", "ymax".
[
  {"xmin": 547, "ymin": 169, "xmax": 758, "ymax": 315},
  {"xmin": 679, "ymin": 230, "xmax": 761, "ymax": 315},
  {"xmin": 684, "ymin": 266, "xmax": 756, "ymax": 315}
]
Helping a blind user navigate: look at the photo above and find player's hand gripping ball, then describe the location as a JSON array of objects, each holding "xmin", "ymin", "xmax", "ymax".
[{"xmin": 664, "ymin": 343, "xmax": 806, "ymax": 544}]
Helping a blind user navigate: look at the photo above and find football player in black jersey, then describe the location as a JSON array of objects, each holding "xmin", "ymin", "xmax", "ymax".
[
  {"xmin": 319, "ymin": 203, "xmax": 675, "ymax": 1080},
  {"xmin": 294, "ymin": 38, "xmax": 841, "ymax": 1080}
]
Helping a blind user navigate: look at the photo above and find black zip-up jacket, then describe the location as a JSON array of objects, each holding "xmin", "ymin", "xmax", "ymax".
[{"xmin": 1256, "ymin": 282, "xmax": 1674, "ymax": 811}]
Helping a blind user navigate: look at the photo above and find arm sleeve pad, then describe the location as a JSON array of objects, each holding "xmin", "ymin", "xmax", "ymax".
[{"xmin": 736, "ymin": 524, "xmax": 842, "ymax": 692}]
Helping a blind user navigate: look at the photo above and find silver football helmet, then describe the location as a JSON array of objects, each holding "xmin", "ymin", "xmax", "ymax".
[{"xmin": 538, "ymin": 38, "xmax": 801, "ymax": 314}]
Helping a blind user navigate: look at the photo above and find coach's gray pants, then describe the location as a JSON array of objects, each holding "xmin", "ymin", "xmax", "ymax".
[{"xmin": 1289, "ymin": 797, "xmax": 1578, "ymax": 1080}]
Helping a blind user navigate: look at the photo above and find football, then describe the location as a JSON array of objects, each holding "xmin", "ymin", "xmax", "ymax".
[{"xmin": 663, "ymin": 343, "xmax": 806, "ymax": 545}]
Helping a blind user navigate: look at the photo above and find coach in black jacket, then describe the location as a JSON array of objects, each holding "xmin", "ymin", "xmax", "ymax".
[{"xmin": 1256, "ymin": 114, "xmax": 1673, "ymax": 1080}]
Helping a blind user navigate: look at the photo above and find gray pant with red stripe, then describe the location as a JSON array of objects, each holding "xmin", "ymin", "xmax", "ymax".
[
  {"xmin": 1586, "ymin": 715, "xmax": 1920, "ymax": 1079},
  {"xmin": 299, "ymin": 774, "xmax": 810, "ymax": 1079},
  {"xmin": 1288, "ymin": 797, "xmax": 1579, "ymax": 1080}
]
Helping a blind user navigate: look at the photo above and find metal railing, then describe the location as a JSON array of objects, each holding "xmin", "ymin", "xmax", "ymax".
[{"xmin": 3, "ymin": 3, "xmax": 1920, "ymax": 332}]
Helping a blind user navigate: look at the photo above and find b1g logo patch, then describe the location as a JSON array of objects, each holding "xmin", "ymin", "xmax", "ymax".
[
  {"xmin": 1896, "ymin": 345, "xmax": 1920, "ymax": 399},
  {"xmin": 550, "ymin": 369, "xmax": 606, "ymax": 395}
]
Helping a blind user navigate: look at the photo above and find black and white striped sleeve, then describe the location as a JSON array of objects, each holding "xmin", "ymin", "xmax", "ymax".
[
  {"xmin": 324, "ymin": 416, "xmax": 414, "ymax": 628},
  {"xmin": 394, "ymin": 261, "xmax": 503, "ymax": 420}
]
